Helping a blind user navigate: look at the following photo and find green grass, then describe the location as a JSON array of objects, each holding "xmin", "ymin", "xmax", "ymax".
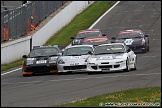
[
  {"xmin": 46, "ymin": 1, "xmax": 111, "ymax": 45},
  {"xmin": 1, "ymin": 58, "xmax": 25, "ymax": 72},
  {"xmin": 54, "ymin": 87, "xmax": 161, "ymax": 107},
  {"xmin": 1, "ymin": 1, "xmax": 112, "ymax": 72}
]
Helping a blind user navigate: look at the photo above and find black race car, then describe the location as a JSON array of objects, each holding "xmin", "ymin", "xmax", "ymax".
[
  {"xmin": 22, "ymin": 45, "xmax": 62, "ymax": 76},
  {"xmin": 71, "ymin": 29, "xmax": 106, "ymax": 45},
  {"xmin": 111, "ymin": 29, "xmax": 149, "ymax": 53}
]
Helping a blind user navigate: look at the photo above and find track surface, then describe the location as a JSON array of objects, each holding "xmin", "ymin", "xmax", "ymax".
[{"xmin": 1, "ymin": 1, "xmax": 161, "ymax": 107}]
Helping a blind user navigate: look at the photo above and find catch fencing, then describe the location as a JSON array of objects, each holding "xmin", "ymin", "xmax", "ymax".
[{"xmin": 1, "ymin": 1, "xmax": 67, "ymax": 42}]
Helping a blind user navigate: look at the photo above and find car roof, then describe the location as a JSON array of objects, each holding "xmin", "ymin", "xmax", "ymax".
[
  {"xmin": 77, "ymin": 29, "xmax": 100, "ymax": 34},
  {"xmin": 119, "ymin": 29, "xmax": 142, "ymax": 34},
  {"xmin": 83, "ymin": 36, "xmax": 108, "ymax": 42}
]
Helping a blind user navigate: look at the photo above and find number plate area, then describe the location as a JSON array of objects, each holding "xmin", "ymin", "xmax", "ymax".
[{"xmin": 36, "ymin": 60, "xmax": 47, "ymax": 64}]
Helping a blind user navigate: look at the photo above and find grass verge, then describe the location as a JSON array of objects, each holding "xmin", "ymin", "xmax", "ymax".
[
  {"xmin": 54, "ymin": 87, "xmax": 161, "ymax": 107},
  {"xmin": 1, "ymin": 1, "xmax": 112, "ymax": 72}
]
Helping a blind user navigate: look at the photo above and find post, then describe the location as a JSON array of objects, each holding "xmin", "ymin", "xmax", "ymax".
[{"xmin": 30, "ymin": 37, "xmax": 32, "ymax": 51}]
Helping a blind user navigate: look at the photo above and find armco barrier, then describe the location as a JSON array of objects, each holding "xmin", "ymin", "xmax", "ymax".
[{"xmin": 1, "ymin": 1, "xmax": 94, "ymax": 65}]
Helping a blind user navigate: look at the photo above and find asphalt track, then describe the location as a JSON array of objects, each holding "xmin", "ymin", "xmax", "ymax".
[{"xmin": 1, "ymin": 1, "xmax": 161, "ymax": 107}]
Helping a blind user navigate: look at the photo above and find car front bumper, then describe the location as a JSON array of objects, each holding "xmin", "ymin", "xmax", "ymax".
[
  {"xmin": 87, "ymin": 60, "xmax": 127, "ymax": 72},
  {"xmin": 57, "ymin": 61, "xmax": 88, "ymax": 73}
]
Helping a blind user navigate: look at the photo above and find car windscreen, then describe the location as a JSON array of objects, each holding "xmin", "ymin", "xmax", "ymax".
[
  {"xmin": 94, "ymin": 45, "xmax": 125, "ymax": 55},
  {"xmin": 76, "ymin": 32, "xmax": 101, "ymax": 39},
  {"xmin": 29, "ymin": 47, "xmax": 60, "ymax": 57},
  {"xmin": 117, "ymin": 33, "xmax": 143, "ymax": 39},
  {"xmin": 82, "ymin": 37, "xmax": 110, "ymax": 46},
  {"xmin": 63, "ymin": 46, "xmax": 93, "ymax": 56}
]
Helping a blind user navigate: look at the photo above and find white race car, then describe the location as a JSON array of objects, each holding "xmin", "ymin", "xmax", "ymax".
[
  {"xmin": 57, "ymin": 45, "xmax": 95, "ymax": 73},
  {"xmin": 86, "ymin": 43, "xmax": 137, "ymax": 74}
]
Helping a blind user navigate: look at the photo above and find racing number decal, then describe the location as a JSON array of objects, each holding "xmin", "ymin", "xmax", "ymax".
[{"xmin": 124, "ymin": 39, "xmax": 133, "ymax": 45}]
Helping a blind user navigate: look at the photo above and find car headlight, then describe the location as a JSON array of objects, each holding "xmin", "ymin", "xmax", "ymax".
[
  {"xmin": 116, "ymin": 61, "xmax": 124, "ymax": 63},
  {"xmin": 49, "ymin": 60, "xmax": 56, "ymax": 63},
  {"xmin": 26, "ymin": 60, "xmax": 34, "ymax": 65},
  {"xmin": 26, "ymin": 58, "xmax": 35, "ymax": 65},
  {"xmin": 49, "ymin": 57, "xmax": 57, "ymax": 63},
  {"xmin": 88, "ymin": 63, "xmax": 95, "ymax": 65},
  {"xmin": 142, "ymin": 38, "xmax": 145, "ymax": 45},
  {"xmin": 58, "ymin": 59, "xmax": 65, "ymax": 64}
]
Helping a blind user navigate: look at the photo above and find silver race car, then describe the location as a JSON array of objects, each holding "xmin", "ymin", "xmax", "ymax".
[
  {"xmin": 86, "ymin": 43, "xmax": 137, "ymax": 74},
  {"xmin": 57, "ymin": 45, "xmax": 95, "ymax": 73}
]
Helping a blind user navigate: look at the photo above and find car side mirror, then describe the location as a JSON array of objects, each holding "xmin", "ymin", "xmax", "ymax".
[
  {"xmin": 22, "ymin": 55, "xmax": 28, "ymax": 58},
  {"xmin": 71, "ymin": 37, "xmax": 75, "ymax": 39},
  {"xmin": 127, "ymin": 48, "xmax": 131, "ymax": 52},
  {"xmin": 88, "ymin": 51, "xmax": 92, "ymax": 55},
  {"xmin": 145, "ymin": 35, "xmax": 148, "ymax": 37},
  {"xmin": 102, "ymin": 34, "xmax": 106, "ymax": 36},
  {"xmin": 111, "ymin": 37, "xmax": 116, "ymax": 40}
]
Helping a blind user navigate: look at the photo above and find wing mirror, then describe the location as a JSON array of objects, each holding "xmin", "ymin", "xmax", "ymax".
[
  {"xmin": 102, "ymin": 34, "xmax": 106, "ymax": 36},
  {"xmin": 22, "ymin": 55, "xmax": 28, "ymax": 58},
  {"xmin": 111, "ymin": 37, "xmax": 116, "ymax": 40},
  {"xmin": 127, "ymin": 48, "xmax": 131, "ymax": 52},
  {"xmin": 71, "ymin": 37, "xmax": 75, "ymax": 39},
  {"xmin": 88, "ymin": 51, "xmax": 93, "ymax": 55},
  {"xmin": 145, "ymin": 35, "xmax": 148, "ymax": 37}
]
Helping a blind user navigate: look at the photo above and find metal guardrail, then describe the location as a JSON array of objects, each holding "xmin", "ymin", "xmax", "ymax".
[{"xmin": 1, "ymin": 1, "xmax": 67, "ymax": 43}]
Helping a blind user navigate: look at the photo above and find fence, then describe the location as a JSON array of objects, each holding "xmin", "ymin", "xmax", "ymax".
[{"xmin": 1, "ymin": 1, "xmax": 67, "ymax": 43}]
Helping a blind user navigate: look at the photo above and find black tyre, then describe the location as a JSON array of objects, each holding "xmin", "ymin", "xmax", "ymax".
[
  {"xmin": 142, "ymin": 44, "xmax": 147, "ymax": 53},
  {"xmin": 58, "ymin": 72, "xmax": 67, "ymax": 75},
  {"xmin": 131, "ymin": 62, "xmax": 137, "ymax": 70},
  {"xmin": 23, "ymin": 74, "xmax": 29, "ymax": 77},
  {"xmin": 147, "ymin": 45, "xmax": 149, "ymax": 51},
  {"xmin": 123, "ymin": 59, "xmax": 130, "ymax": 72}
]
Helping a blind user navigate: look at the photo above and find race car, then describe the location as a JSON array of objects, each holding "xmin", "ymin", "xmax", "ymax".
[
  {"xmin": 111, "ymin": 29, "xmax": 149, "ymax": 53},
  {"xmin": 22, "ymin": 45, "xmax": 62, "ymax": 76},
  {"xmin": 86, "ymin": 43, "xmax": 137, "ymax": 74},
  {"xmin": 57, "ymin": 45, "xmax": 95, "ymax": 73},
  {"xmin": 71, "ymin": 29, "xmax": 106, "ymax": 45},
  {"xmin": 82, "ymin": 36, "xmax": 111, "ymax": 46}
]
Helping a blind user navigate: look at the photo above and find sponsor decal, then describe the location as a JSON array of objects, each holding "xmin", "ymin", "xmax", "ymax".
[
  {"xmin": 27, "ymin": 58, "xmax": 35, "ymax": 60},
  {"xmin": 70, "ymin": 62, "xmax": 79, "ymax": 65},
  {"xmin": 99, "ymin": 56, "xmax": 112, "ymax": 60}
]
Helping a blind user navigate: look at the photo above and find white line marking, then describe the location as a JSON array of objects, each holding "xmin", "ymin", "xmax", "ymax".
[
  {"xmin": 2, "ymin": 72, "xmax": 160, "ymax": 85},
  {"xmin": 89, "ymin": 1, "xmax": 120, "ymax": 29},
  {"xmin": 1, "ymin": 68, "xmax": 22, "ymax": 76}
]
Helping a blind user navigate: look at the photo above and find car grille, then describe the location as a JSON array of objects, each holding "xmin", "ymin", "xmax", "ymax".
[
  {"xmin": 25, "ymin": 65, "xmax": 57, "ymax": 73},
  {"xmin": 98, "ymin": 65, "xmax": 120, "ymax": 69},
  {"xmin": 99, "ymin": 65, "xmax": 112, "ymax": 69},
  {"xmin": 101, "ymin": 62, "xmax": 109, "ymax": 64},
  {"xmin": 63, "ymin": 65, "xmax": 87, "ymax": 70},
  {"xmin": 128, "ymin": 45, "xmax": 145, "ymax": 50}
]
